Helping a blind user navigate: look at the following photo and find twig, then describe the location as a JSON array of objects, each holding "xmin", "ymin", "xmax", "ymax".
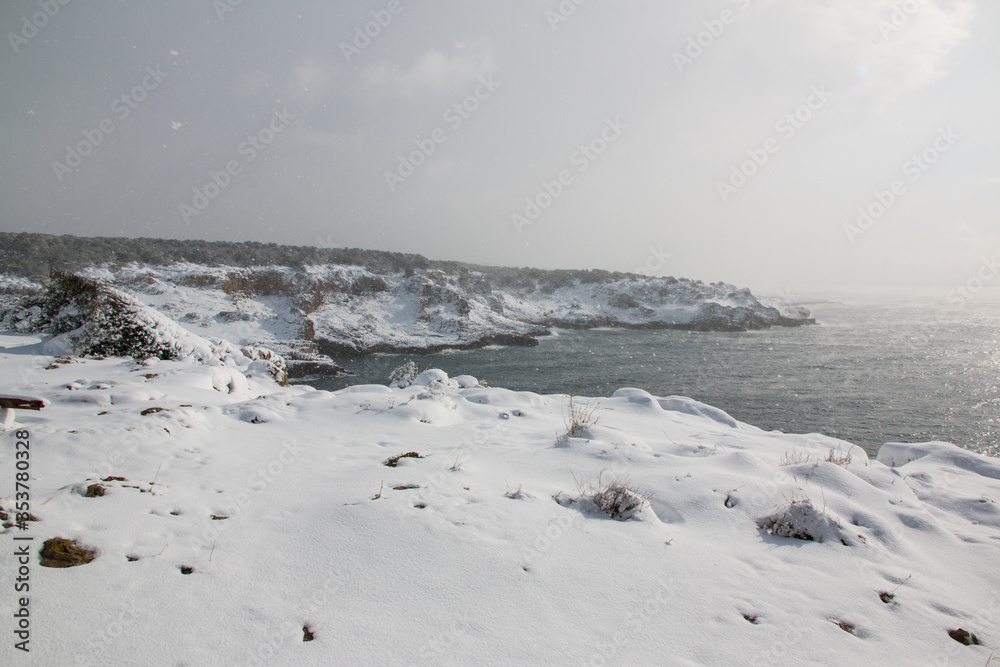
[
  {"xmin": 209, "ymin": 539, "xmax": 217, "ymax": 562},
  {"xmin": 889, "ymin": 574, "xmax": 912, "ymax": 595}
]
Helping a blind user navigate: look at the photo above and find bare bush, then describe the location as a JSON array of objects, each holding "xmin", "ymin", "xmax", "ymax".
[
  {"xmin": 564, "ymin": 390, "xmax": 600, "ymax": 437},
  {"xmin": 569, "ymin": 472, "xmax": 649, "ymax": 521},
  {"xmin": 591, "ymin": 480, "xmax": 648, "ymax": 520}
]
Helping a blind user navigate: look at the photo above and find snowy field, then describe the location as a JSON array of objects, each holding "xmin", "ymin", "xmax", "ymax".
[{"xmin": 1, "ymin": 331, "xmax": 998, "ymax": 666}]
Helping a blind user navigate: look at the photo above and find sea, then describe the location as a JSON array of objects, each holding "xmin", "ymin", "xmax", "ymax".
[{"xmin": 298, "ymin": 288, "xmax": 1000, "ymax": 459}]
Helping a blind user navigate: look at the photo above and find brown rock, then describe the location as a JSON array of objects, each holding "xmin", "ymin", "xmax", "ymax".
[
  {"xmin": 40, "ymin": 538, "xmax": 95, "ymax": 568},
  {"xmin": 948, "ymin": 628, "xmax": 980, "ymax": 646}
]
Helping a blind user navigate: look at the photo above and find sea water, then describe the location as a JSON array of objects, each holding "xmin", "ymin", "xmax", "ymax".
[{"xmin": 300, "ymin": 289, "xmax": 1000, "ymax": 459}]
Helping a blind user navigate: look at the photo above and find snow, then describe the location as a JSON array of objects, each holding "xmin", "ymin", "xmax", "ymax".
[
  {"xmin": 1, "ymin": 338, "xmax": 997, "ymax": 665},
  {"xmin": 1, "ymin": 263, "xmax": 810, "ymax": 368}
]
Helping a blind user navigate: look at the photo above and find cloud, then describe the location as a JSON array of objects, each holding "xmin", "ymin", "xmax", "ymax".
[
  {"xmin": 861, "ymin": 0, "xmax": 974, "ymax": 91},
  {"xmin": 293, "ymin": 127, "xmax": 365, "ymax": 149},
  {"xmin": 290, "ymin": 58, "xmax": 331, "ymax": 100},
  {"xmin": 738, "ymin": 0, "xmax": 975, "ymax": 106},
  {"xmin": 362, "ymin": 40, "xmax": 495, "ymax": 96}
]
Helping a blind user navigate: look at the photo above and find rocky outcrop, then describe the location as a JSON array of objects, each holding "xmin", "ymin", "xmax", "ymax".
[{"xmin": 0, "ymin": 257, "xmax": 813, "ymax": 372}]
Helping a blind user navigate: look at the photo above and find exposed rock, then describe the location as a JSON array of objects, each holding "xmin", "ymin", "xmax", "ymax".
[
  {"xmin": 948, "ymin": 628, "xmax": 980, "ymax": 646},
  {"xmin": 40, "ymin": 538, "xmax": 95, "ymax": 568}
]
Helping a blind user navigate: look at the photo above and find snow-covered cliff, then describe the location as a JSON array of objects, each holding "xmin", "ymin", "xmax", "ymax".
[{"xmin": 0, "ymin": 260, "xmax": 812, "ymax": 375}]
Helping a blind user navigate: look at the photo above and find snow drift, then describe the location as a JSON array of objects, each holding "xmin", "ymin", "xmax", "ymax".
[{"xmin": 0, "ymin": 341, "xmax": 996, "ymax": 665}]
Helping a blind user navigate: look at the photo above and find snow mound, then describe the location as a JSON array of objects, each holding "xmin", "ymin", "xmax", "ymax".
[
  {"xmin": 877, "ymin": 441, "xmax": 1000, "ymax": 481},
  {"xmin": 657, "ymin": 395, "xmax": 739, "ymax": 428},
  {"xmin": 412, "ymin": 369, "xmax": 457, "ymax": 388},
  {"xmin": 757, "ymin": 499, "xmax": 847, "ymax": 544}
]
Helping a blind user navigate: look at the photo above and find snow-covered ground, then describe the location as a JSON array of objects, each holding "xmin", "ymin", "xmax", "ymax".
[{"xmin": 1, "ymin": 332, "xmax": 997, "ymax": 665}]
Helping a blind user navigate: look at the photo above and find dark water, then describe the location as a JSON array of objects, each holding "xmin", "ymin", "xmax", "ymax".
[{"xmin": 297, "ymin": 289, "xmax": 1000, "ymax": 458}]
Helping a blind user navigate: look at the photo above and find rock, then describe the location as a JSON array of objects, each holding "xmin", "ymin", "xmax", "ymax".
[
  {"xmin": 40, "ymin": 538, "xmax": 95, "ymax": 568},
  {"xmin": 84, "ymin": 484, "xmax": 106, "ymax": 497},
  {"xmin": 948, "ymin": 628, "xmax": 980, "ymax": 646}
]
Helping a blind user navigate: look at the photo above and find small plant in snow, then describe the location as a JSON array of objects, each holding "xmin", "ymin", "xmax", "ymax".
[
  {"xmin": 591, "ymin": 480, "xmax": 648, "ymax": 520},
  {"xmin": 824, "ymin": 445, "xmax": 859, "ymax": 467},
  {"xmin": 449, "ymin": 447, "xmax": 470, "ymax": 472},
  {"xmin": 417, "ymin": 381, "xmax": 458, "ymax": 410},
  {"xmin": 569, "ymin": 472, "xmax": 649, "ymax": 521},
  {"xmin": 389, "ymin": 360, "xmax": 420, "ymax": 388},
  {"xmin": 779, "ymin": 450, "xmax": 811, "ymax": 466},
  {"xmin": 757, "ymin": 497, "xmax": 846, "ymax": 544},
  {"xmin": 563, "ymin": 389, "xmax": 601, "ymax": 437},
  {"xmin": 505, "ymin": 483, "xmax": 528, "ymax": 500}
]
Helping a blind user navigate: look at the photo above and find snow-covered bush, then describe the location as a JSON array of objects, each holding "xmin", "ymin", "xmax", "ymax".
[
  {"xmin": 757, "ymin": 499, "xmax": 845, "ymax": 544},
  {"xmin": 6, "ymin": 271, "xmax": 288, "ymax": 382},
  {"xmin": 40, "ymin": 270, "xmax": 175, "ymax": 359},
  {"xmin": 389, "ymin": 360, "xmax": 420, "ymax": 388},
  {"xmin": 590, "ymin": 480, "xmax": 648, "ymax": 521},
  {"xmin": 563, "ymin": 474, "xmax": 649, "ymax": 521},
  {"xmin": 242, "ymin": 345, "xmax": 289, "ymax": 386}
]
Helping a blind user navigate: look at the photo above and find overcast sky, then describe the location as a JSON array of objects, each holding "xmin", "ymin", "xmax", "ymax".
[{"xmin": 1, "ymin": 0, "xmax": 996, "ymax": 292}]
